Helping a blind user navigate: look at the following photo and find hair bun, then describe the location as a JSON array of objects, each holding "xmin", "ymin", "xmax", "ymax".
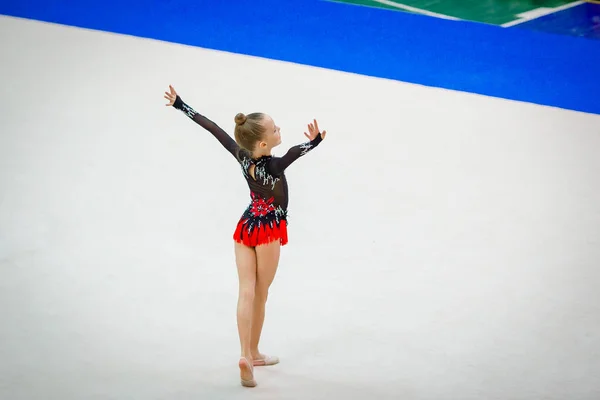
[{"xmin": 235, "ymin": 113, "xmax": 247, "ymax": 126}]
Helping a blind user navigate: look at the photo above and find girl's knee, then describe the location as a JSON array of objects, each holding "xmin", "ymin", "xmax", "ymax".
[
  {"xmin": 254, "ymin": 284, "xmax": 269, "ymax": 302},
  {"xmin": 239, "ymin": 285, "xmax": 256, "ymax": 301}
]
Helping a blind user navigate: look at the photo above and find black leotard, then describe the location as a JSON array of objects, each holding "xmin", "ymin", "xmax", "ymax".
[{"xmin": 172, "ymin": 95, "xmax": 323, "ymax": 218}]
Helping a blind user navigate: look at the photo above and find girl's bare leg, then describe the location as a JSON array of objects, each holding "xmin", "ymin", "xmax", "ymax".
[
  {"xmin": 250, "ymin": 240, "xmax": 281, "ymax": 360},
  {"xmin": 235, "ymin": 241, "xmax": 258, "ymax": 385}
]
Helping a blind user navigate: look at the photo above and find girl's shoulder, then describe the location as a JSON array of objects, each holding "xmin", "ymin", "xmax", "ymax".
[{"xmin": 236, "ymin": 148, "xmax": 252, "ymax": 165}]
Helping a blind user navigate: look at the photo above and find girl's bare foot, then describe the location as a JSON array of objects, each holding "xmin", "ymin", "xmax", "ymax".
[
  {"xmin": 239, "ymin": 357, "xmax": 256, "ymax": 387},
  {"xmin": 252, "ymin": 353, "xmax": 280, "ymax": 366}
]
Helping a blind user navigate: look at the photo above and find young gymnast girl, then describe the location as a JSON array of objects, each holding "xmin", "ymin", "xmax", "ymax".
[{"xmin": 163, "ymin": 85, "xmax": 326, "ymax": 387}]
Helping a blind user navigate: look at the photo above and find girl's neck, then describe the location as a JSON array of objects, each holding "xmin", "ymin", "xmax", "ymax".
[{"xmin": 252, "ymin": 149, "xmax": 271, "ymax": 159}]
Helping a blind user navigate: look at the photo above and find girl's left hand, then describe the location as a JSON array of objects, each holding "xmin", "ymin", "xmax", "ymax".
[
  {"xmin": 304, "ymin": 119, "xmax": 327, "ymax": 140},
  {"xmin": 164, "ymin": 85, "xmax": 178, "ymax": 106}
]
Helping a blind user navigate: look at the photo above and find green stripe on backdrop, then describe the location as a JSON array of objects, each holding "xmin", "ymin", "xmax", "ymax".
[
  {"xmin": 329, "ymin": 0, "xmax": 581, "ymax": 25},
  {"xmin": 328, "ymin": 0, "xmax": 419, "ymax": 13}
]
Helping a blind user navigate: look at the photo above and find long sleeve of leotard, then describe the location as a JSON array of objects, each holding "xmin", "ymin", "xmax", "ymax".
[
  {"xmin": 268, "ymin": 134, "xmax": 323, "ymax": 176},
  {"xmin": 172, "ymin": 95, "xmax": 240, "ymax": 159}
]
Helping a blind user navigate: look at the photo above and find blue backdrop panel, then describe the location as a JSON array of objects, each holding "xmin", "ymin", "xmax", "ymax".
[{"xmin": 1, "ymin": 0, "xmax": 598, "ymax": 114}]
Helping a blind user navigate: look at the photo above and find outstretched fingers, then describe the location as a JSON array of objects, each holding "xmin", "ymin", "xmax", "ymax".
[
  {"xmin": 303, "ymin": 122, "xmax": 313, "ymax": 140},
  {"xmin": 313, "ymin": 119, "xmax": 326, "ymax": 140},
  {"xmin": 303, "ymin": 119, "xmax": 326, "ymax": 141},
  {"xmin": 312, "ymin": 119, "xmax": 319, "ymax": 133},
  {"xmin": 164, "ymin": 85, "xmax": 178, "ymax": 106}
]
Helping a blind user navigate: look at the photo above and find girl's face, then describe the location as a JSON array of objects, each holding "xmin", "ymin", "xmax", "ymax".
[{"xmin": 260, "ymin": 115, "xmax": 282, "ymax": 149}]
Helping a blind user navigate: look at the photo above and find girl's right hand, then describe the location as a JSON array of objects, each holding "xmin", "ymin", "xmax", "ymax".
[
  {"xmin": 164, "ymin": 85, "xmax": 178, "ymax": 106},
  {"xmin": 304, "ymin": 119, "xmax": 326, "ymax": 141}
]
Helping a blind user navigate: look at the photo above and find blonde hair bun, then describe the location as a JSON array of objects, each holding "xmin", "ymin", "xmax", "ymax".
[
  {"xmin": 235, "ymin": 113, "xmax": 247, "ymax": 126},
  {"xmin": 233, "ymin": 112, "xmax": 266, "ymax": 152}
]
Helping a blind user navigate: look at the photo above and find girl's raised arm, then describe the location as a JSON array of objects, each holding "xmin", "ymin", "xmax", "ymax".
[
  {"xmin": 165, "ymin": 85, "xmax": 240, "ymax": 159},
  {"xmin": 268, "ymin": 119, "xmax": 326, "ymax": 176}
]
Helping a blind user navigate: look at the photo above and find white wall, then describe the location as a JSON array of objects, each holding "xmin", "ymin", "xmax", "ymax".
[{"xmin": 1, "ymin": 15, "xmax": 599, "ymax": 400}]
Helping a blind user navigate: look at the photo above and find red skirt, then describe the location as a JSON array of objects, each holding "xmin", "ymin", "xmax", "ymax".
[
  {"xmin": 233, "ymin": 217, "xmax": 288, "ymax": 247},
  {"xmin": 233, "ymin": 194, "xmax": 288, "ymax": 247}
]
